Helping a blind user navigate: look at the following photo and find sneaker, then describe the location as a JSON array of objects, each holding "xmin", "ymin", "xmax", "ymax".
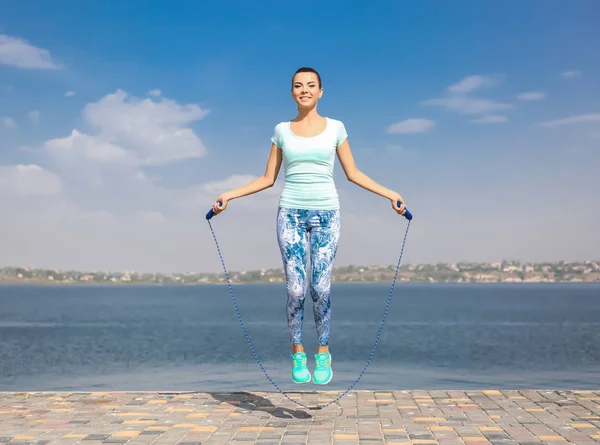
[
  {"xmin": 313, "ymin": 352, "xmax": 333, "ymax": 385},
  {"xmin": 291, "ymin": 352, "xmax": 311, "ymax": 384}
]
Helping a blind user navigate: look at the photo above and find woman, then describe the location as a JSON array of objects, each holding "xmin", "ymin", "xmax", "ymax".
[{"xmin": 211, "ymin": 67, "xmax": 407, "ymax": 385}]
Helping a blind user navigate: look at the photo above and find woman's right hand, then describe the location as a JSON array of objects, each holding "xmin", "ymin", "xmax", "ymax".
[
  {"xmin": 212, "ymin": 194, "xmax": 230, "ymax": 215},
  {"xmin": 390, "ymin": 193, "xmax": 407, "ymax": 216}
]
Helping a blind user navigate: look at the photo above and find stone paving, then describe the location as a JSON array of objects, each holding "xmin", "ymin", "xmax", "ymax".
[{"xmin": 1, "ymin": 390, "xmax": 600, "ymax": 444}]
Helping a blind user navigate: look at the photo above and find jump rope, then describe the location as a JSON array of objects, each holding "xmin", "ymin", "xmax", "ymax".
[{"xmin": 206, "ymin": 200, "xmax": 413, "ymax": 410}]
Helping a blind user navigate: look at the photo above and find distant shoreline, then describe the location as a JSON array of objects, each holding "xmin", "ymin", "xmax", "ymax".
[{"xmin": 2, "ymin": 260, "xmax": 599, "ymax": 286}]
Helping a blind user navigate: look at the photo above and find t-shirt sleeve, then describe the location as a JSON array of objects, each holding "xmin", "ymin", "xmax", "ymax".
[
  {"xmin": 336, "ymin": 120, "xmax": 348, "ymax": 146},
  {"xmin": 271, "ymin": 124, "xmax": 282, "ymax": 148}
]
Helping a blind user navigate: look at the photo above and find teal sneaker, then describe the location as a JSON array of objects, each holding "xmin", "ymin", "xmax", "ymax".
[
  {"xmin": 291, "ymin": 352, "xmax": 311, "ymax": 384},
  {"xmin": 313, "ymin": 352, "xmax": 333, "ymax": 385}
]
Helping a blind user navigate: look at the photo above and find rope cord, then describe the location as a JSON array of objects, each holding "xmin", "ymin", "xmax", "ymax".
[{"xmin": 207, "ymin": 218, "xmax": 411, "ymax": 410}]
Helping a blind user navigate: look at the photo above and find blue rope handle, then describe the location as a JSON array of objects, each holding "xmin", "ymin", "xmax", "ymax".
[{"xmin": 206, "ymin": 201, "xmax": 412, "ymax": 410}]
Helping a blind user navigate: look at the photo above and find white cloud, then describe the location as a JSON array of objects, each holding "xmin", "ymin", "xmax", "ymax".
[
  {"xmin": 471, "ymin": 115, "xmax": 508, "ymax": 124},
  {"xmin": 45, "ymin": 129, "xmax": 137, "ymax": 165},
  {"xmin": 447, "ymin": 75, "xmax": 495, "ymax": 94},
  {"xmin": 148, "ymin": 89, "xmax": 161, "ymax": 96},
  {"xmin": 0, "ymin": 164, "xmax": 62, "ymax": 196},
  {"xmin": 0, "ymin": 34, "xmax": 60, "ymax": 69},
  {"xmin": 537, "ymin": 113, "xmax": 600, "ymax": 128},
  {"xmin": 2, "ymin": 117, "xmax": 16, "ymax": 129},
  {"xmin": 423, "ymin": 74, "xmax": 512, "ymax": 116},
  {"xmin": 28, "ymin": 110, "xmax": 40, "ymax": 124},
  {"xmin": 22, "ymin": 90, "xmax": 214, "ymax": 225},
  {"xmin": 65, "ymin": 91, "xmax": 76, "ymax": 97},
  {"xmin": 423, "ymin": 96, "xmax": 512, "ymax": 115},
  {"xmin": 385, "ymin": 118, "xmax": 435, "ymax": 134},
  {"xmin": 560, "ymin": 70, "xmax": 581, "ymax": 78},
  {"xmin": 517, "ymin": 91, "xmax": 545, "ymax": 101},
  {"xmin": 39, "ymin": 89, "xmax": 210, "ymax": 185},
  {"xmin": 81, "ymin": 89, "xmax": 209, "ymax": 165}
]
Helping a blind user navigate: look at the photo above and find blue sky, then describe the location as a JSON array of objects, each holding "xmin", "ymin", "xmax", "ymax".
[{"xmin": 1, "ymin": 0, "xmax": 598, "ymax": 273}]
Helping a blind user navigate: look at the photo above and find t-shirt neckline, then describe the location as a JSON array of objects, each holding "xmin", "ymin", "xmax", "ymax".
[{"xmin": 288, "ymin": 117, "xmax": 329, "ymax": 139}]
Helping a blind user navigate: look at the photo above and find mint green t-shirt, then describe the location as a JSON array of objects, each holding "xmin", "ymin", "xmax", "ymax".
[{"xmin": 271, "ymin": 117, "xmax": 347, "ymax": 210}]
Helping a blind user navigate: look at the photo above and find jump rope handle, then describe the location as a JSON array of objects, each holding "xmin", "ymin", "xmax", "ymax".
[
  {"xmin": 206, "ymin": 202, "xmax": 222, "ymax": 220},
  {"xmin": 398, "ymin": 201, "xmax": 413, "ymax": 220},
  {"xmin": 208, "ymin": 201, "xmax": 412, "ymax": 221}
]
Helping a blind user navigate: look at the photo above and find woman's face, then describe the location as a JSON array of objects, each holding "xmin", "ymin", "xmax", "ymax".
[{"xmin": 291, "ymin": 72, "xmax": 322, "ymax": 109}]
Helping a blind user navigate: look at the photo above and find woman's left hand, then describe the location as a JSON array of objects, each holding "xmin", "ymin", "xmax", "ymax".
[{"xmin": 390, "ymin": 193, "xmax": 407, "ymax": 216}]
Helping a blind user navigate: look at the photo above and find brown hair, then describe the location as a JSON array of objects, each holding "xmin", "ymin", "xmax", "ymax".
[{"xmin": 292, "ymin": 67, "xmax": 322, "ymax": 89}]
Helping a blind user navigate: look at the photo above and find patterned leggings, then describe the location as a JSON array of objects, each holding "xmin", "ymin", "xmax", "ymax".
[{"xmin": 276, "ymin": 207, "xmax": 341, "ymax": 346}]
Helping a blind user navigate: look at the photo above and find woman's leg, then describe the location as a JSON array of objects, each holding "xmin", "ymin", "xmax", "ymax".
[
  {"xmin": 308, "ymin": 209, "xmax": 341, "ymax": 384},
  {"xmin": 277, "ymin": 207, "xmax": 311, "ymax": 383},
  {"xmin": 276, "ymin": 207, "xmax": 309, "ymax": 346}
]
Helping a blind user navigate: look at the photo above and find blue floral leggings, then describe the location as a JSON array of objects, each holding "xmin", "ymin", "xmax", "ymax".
[{"xmin": 276, "ymin": 207, "xmax": 341, "ymax": 346}]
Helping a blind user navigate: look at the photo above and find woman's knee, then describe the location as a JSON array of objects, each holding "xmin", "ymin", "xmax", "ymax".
[{"xmin": 310, "ymin": 279, "xmax": 331, "ymax": 300}]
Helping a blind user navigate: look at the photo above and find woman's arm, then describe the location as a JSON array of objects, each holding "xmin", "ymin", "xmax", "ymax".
[
  {"xmin": 212, "ymin": 143, "xmax": 282, "ymax": 214},
  {"xmin": 336, "ymin": 139, "xmax": 407, "ymax": 215}
]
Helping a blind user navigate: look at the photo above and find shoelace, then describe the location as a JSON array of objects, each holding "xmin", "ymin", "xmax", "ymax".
[
  {"xmin": 293, "ymin": 355, "xmax": 306, "ymax": 369},
  {"xmin": 315, "ymin": 354, "xmax": 329, "ymax": 369}
]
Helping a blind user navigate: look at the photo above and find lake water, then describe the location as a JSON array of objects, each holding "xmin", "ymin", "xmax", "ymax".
[{"xmin": 0, "ymin": 283, "xmax": 599, "ymax": 392}]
